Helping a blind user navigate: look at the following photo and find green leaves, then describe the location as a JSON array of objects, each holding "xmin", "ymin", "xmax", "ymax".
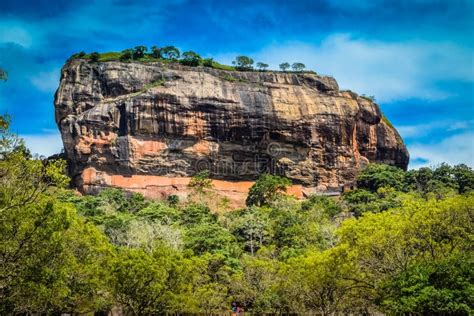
[
  {"xmin": 1, "ymin": 115, "xmax": 473, "ymax": 314},
  {"xmin": 232, "ymin": 55, "xmax": 254, "ymax": 70},
  {"xmin": 356, "ymin": 163, "xmax": 406, "ymax": 192},
  {"xmin": 160, "ymin": 46, "xmax": 180, "ymax": 60},
  {"xmin": 188, "ymin": 170, "xmax": 213, "ymax": 194},
  {"xmin": 246, "ymin": 174, "xmax": 291, "ymax": 207},
  {"xmin": 180, "ymin": 51, "xmax": 202, "ymax": 66},
  {"xmin": 279, "ymin": 62, "xmax": 290, "ymax": 71},
  {"xmin": 380, "ymin": 253, "xmax": 474, "ymax": 314}
]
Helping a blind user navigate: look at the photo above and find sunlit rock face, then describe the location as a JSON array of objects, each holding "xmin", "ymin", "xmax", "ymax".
[{"xmin": 54, "ymin": 59, "xmax": 409, "ymax": 204}]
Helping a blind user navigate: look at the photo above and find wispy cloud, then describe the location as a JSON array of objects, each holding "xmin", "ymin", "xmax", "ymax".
[
  {"xmin": 30, "ymin": 68, "xmax": 61, "ymax": 93},
  {"xmin": 408, "ymin": 132, "xmax": 474, "ymax": 169},
  {"xmin": 21, "ymin": 132, "xmax": 63, "ymax": 157},
  {"xmin": 0, "ymin": 0, "xmax": 473, "ymax": 169},
  {"xmin": 223, "ymin": 34, "xmax": 473, "ymax": 102},
  {"xmin": 398, "ymin": 120, "xmax": 474, "ymax": 138},
  {"xmin": 0, "ymin": 20, "xmax": 35, "ymax": 48}
]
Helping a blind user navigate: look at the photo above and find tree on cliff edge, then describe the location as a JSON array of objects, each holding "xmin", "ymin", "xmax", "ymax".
[
  {"xmin": 279, "ymin": 62, "xmax": 290, "ymax": 72},
  {"xmin": 160, "ymin": 46, "xmax": 180, "ymax": 60},
  {"xmin": 133, "ymin": 46, "xmax": 148, "ymax": 59},
  {"xmin": 233, "ymin": 56, "xmax": 254, "ymax": 71},
  {"xmin": 151, "ymin": 46, "xmax": 161, "ymax": 59},
  {"xmin": 291, "ymin": 62, "xmax": 306, "ymax": 72},
  {"xmin": 256, "ymin": 62, "xmax": 269, "ymax": 71},
  {"xmin": 181, "ymin": 51, "xmax": 202, "ymax": 66}
]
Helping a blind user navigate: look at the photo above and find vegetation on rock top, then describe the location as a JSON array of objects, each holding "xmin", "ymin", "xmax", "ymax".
[{"xmin": 69, "ymin": 45, "xmax": 313, "ymax": 73}]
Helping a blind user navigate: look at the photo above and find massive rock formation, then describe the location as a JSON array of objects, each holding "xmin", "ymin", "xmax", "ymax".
[{"xmin": 55, "ymin": 59, "xmax": 409, "ymax": 204}]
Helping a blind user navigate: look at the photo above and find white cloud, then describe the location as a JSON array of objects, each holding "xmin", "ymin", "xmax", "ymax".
[
  {"xmin": 21, "ymin": 132, "xmax": 63, "ymax": 157},
  {"xmin": 217, "ymin": 34, "xmax": 473, "ymax": 102},
  {"xmin": 408, "ymin": 132, "xmax": 474, "ymax": 169},
  {"xmin": 0, "ymin": 20, "xmax": 35, "ymax": 48},
  {"xmin": 398, "ymin": 123, "xmax": 438, "ymax": 138},
  {"xmin": 30, "ymin": 68, "xmax": 61, "ymax": 93},
  {"xmin": 398, "ymin": 120, "xmax": 474, "ymax": 138}
]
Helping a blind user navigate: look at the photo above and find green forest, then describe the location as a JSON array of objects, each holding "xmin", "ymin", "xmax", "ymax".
[{"xmin": 1, "ymin": 116, "xmax": 473, "ymax": 315}]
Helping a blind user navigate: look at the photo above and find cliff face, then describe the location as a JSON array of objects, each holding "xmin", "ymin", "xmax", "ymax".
[{"xmin": 55, "ymin": 59, "xmax": 409, "ymax": 203}]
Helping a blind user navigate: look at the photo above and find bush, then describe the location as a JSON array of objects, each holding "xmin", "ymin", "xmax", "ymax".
[
  {"xmin": 180, "ymin": 51, "xmax": 202, "ymax": 66},
  {"xmin": 246, "ymin": 174, "xmax": 291, "ymax": 207},
  {"xmin": 202, "ymin": 58, "xmax": 214, "ymax": 67},
  {"xmin": 90, "ymin": 52, "xmax": 100, "ymax": 62},
  {"xmin": 167, "ymin": 194, "xmax": 180, "ymax": 206},
  {"xmin": 120, "ymin": 49, "xmax": 133, "ymax": 61}
]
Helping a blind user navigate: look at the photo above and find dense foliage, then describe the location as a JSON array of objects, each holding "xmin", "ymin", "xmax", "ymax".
[{"xmin": 1, "ymin": 117, "xmax": 473, "ymax": 314}]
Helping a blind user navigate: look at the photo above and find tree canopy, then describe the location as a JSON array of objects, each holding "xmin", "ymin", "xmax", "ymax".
[
  {"xmin": 1, "ymin": 114, "xmax": 472, "ymax": 314},
  {"xmin": 246, "ymin": 174, "xmax": 291, "ymax": 207},
  {"xmin": 291, "ymin": 62, "xmax": 305, "ymax": 71},
  {"xmin": 233, "ymin": 56, "xmax": 254, "ymax": 70},
  {"xmin": 279, "ymin": 62, "xmax": 290, "ymax": 71},
  {"xmin": 160, "ymin": 46, "xmax": 180, "ymax": 59}
]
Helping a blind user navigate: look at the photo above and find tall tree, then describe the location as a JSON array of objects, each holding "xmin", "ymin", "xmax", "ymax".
[
  {"xmin": 232, "ymin": 56, "xmax": 254, "ymax": 70},
  {"xmin": 160, "ymin": 46, "xmax": 180, "ymax": 60},
  {"xmin": 246, "ymin": 174, "xmax": 291, "ymax": 207},
  {"xmin": 151, "ymin": 46, "xmax": 161, "ymax": 59},
  {"xmin": 291, "ymin": 62, "xmax": 305, "ymax": 72},
  {"xmin": 256, "ymin": 62, "xmax": 269, "ymax": 71},
  {"xmin": 133, "ymin": 46, "xmax": 148, "ymax": 59},
  {"xmin": 279, "ymin": 63, "xmax": 290, "ymax": 72}
]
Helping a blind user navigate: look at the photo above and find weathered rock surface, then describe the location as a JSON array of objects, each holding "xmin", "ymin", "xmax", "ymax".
[{"xmin": 55, "ymin": 59, "xmax": 409, "ymax": 204}]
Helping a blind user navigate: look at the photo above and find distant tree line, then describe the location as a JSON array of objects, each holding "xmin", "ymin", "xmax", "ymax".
[{"xmin": 72, "ymin": 46, "xmax": 308, "ymax": 73}]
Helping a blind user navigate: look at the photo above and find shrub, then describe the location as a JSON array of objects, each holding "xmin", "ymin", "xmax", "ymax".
[
  {"xmin": 120, "ymin": 49, "xmax": 133, "ymax": 61},
  {"xmin": 180, "ymin": 51, "xmax": 202, "ymax": 66},
  {"xmin": 90, "ymin": 52, "xmax": 100, "ymax": 62},
  {"xmin": 167, "ymin": 194, "xmax": 179, "ymax": 206},
  {"xmin": 246, "ymin": 174, "xmax": 291, "ymax": 207},
  {"xmin": 202, "ymin": 58, "xmax": 214, "ymax": 67},
  {"xmin": 133, "ymin": 45, "xmax": 148, "ymax": 59}
]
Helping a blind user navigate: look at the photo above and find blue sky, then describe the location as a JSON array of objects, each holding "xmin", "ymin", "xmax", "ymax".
[{"xmin": 0, "ymin": 0, "xmax": 473, "ymax": 168}]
